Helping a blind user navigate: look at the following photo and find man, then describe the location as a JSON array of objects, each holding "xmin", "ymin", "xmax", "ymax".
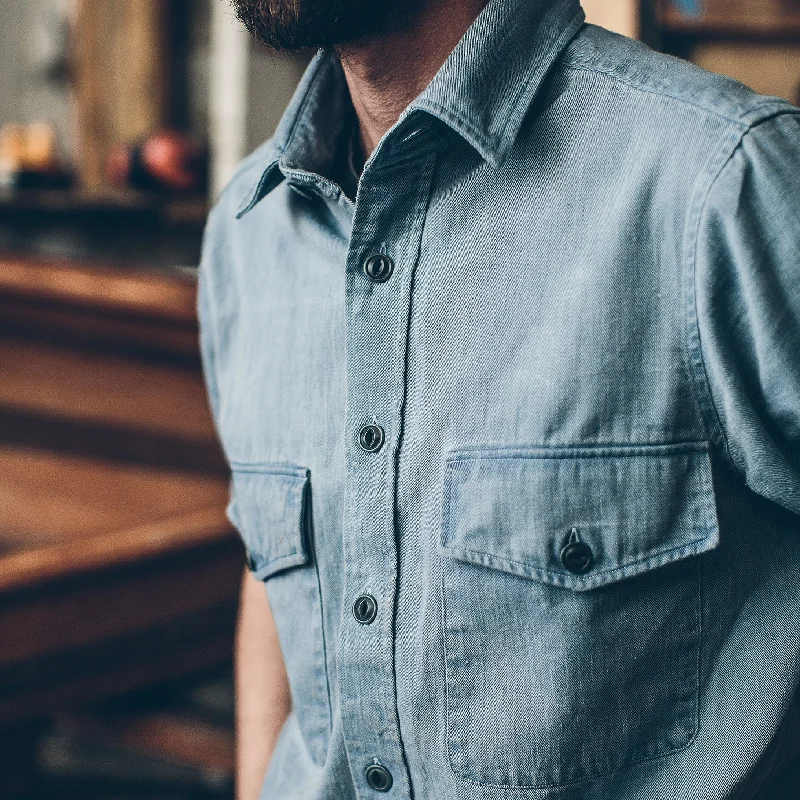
[{"xmin": 198, "ymin": 0, "xmax": 800, "ymax": 797}]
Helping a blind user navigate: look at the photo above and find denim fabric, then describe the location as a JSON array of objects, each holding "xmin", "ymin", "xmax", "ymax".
[{"xmin": 197, "ymin": 0, "xmax": 800, "ymax": 797}]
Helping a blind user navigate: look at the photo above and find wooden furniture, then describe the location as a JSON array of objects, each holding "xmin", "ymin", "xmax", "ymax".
[
  {"xmin": 72, "ymin": 0, "xmax": 170, "ymax": 191},
  {"xmin": 658, "ymin": 0, "xmax": 800, "ymax": 39},
  {"xmin": 0, "ymin": 255, "xmax": 241, "ymax": 725},
  {"xmin": 655, "ymin": 0, "xmax": 800, "ymax": 104}
]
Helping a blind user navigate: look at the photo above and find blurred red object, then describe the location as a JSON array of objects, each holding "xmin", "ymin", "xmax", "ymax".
[{"xmin": 106, "ymin": 130, "xmax": 207, "ymax": 193}]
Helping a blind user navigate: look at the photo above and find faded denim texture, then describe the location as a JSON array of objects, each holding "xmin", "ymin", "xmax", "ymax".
[{"xmin": 197, "ymin": 0, "xmax": 800, "ymax": 797}]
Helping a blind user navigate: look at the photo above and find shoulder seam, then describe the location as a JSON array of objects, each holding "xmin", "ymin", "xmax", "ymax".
[
  {"xmin": 562, "ymin": 62, "xmax": 788, "ymax": 128},
  {"xmin": 744, "ymin": 107, "xmax": 800, "ymax": 130}
]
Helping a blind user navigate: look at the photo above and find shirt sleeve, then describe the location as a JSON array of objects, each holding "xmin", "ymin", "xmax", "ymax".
[
  {"xmin": 691, "ymin": 109, "xmax": 800, "ymax": 516},
  {"xmin": 197, "ymin": 204, "xmax": 223, "ymax": 427}
]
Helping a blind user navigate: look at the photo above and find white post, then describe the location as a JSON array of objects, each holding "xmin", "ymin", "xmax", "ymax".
[{"xmin": 209, "ymin": 2, "xmax": 249, "ymax": 199}]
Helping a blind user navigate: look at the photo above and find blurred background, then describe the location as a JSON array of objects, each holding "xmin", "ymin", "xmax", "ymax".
[{"xmin": 0, "ymin": 1, "xmax": 796, "ymax": 798}]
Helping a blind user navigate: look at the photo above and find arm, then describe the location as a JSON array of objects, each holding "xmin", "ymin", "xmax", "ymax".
[
  {"xmin": 692, "ymin": 109, "xmax": 800, "ymax": 516},
  {"xmin": 235, "ymin": 568, "xmax": 292, "ymax": 800}
]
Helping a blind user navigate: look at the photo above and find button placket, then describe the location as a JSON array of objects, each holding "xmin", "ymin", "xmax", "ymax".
[{"xmin": 338, "ymin": 150, "xmax": 438, "ymax": 799}]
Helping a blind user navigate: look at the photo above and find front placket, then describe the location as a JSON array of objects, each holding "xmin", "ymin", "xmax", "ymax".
[{"xmin": 338, "ymin": 141, "xmax": 437, "ymax": 800}]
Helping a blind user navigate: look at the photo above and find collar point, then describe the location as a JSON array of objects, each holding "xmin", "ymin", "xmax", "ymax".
[{"xmin": 235, "ymin": 160, "xmax": 285, "ymax": 218}]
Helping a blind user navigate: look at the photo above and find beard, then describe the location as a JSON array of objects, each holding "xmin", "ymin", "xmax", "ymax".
[{"xmin": 233, "ymin": 0, "xmax": 415, "ymax": 51}]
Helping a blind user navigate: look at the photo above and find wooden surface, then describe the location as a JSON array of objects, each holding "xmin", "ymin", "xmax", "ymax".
[
  {"xmin": 0, "ymin": 256, "xmax": 200, "ymax": 356},
  {"xmin": 0, "ymin": 256, "xmax": 196, "ymax": 323},
  {"xmin": 0, "ymin": 336, "xmax": 214, "ymax": 440},
  {"xmin": 0, "ymin": 446, "xmax": 230, "ymax": 593},
  {"xmin": 0, "ymin": 255, "xmax": 239, "ymax": 725}
]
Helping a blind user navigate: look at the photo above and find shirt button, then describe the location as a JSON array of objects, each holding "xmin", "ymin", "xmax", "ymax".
[
  {"xmin": 560, "ymin": 540, "xmax": 594, "ymax": 574},
  {"xmin": 358, "ymin": 423, "xmax": 385, "ymax": 453},
  {"xmin": 353, "ymin": 594, "xmax": 378, "ymax": 624},
  {"xmin": 363, "ymin": 253, "xmax": 394, "ymax": 283},
  {"xmin": 365, "ymin": 763, "xmax": 393, "ymax": 792}
]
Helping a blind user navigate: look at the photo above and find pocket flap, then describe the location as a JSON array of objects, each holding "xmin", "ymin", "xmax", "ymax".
[
  {"xmin": 227, "ymin": 464, "xmax": 311, "ymax": 581},
  {"xmin": 441, "ymin": 443, "xmax": 719, "ymax": 591}
]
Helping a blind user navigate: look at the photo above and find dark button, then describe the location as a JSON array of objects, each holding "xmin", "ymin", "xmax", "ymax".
[
  {"xmin": 363, "ymin": 253, "xmax": 394, "ymax": 283},
  {"xmin": 560, "ymin": 540, "xmax": 594, "ymax": 574},
  {"xmin": 365, "ymin": 764, "xmax": 393, "ymax": 792},
  {"xmin": 359, "ymin": 423, "xmax": 385, "ymax": 453},
  {"xmin": 353, "ymin": 594, "xmax": 378, "ymax": 625}
]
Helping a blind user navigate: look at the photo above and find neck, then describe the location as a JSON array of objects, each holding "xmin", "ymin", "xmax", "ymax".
[{"xmin": 337, "ymin": 0, "xmax": 488, "ymax": 159}]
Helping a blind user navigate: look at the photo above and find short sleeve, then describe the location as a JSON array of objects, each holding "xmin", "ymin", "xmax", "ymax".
[{"xmin": 692, "ymin": 110, "xmax": 800, "ymax": 516}]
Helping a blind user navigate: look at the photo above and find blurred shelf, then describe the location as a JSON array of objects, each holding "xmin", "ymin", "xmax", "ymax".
[
  {"xmin": 0, "ymin": 255, "xmax": 197, "ymax": 321},
  {"xmin": 660, "ymin": 3, "xmax": 800, "ymax": 39},
  {"xmin": 0, "ymin": 189, "xmax": 208, "ymax": 227}
]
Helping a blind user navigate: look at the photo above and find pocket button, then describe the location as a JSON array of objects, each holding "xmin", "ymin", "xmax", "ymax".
[{"xmin": 560, "ymin": 540, "xmax": 594, "ymax": 574}]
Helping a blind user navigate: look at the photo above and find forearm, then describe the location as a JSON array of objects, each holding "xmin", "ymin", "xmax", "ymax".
[{"xmin": 235, "ymin": 569, "xmax": 292, "ymax": 800}]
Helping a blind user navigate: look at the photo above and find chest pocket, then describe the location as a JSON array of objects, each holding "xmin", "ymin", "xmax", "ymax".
[
  {"xmin": 227, "ymin": 464, "xmax": 330, "ymax": 766},
  {"xmin": 440, "ymin": 442, "xmax": 719, "ymax": 789}
]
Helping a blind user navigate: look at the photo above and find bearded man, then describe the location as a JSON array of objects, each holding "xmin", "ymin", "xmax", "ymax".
[{"xmin": 198, "ymin": 1, "xmax": 800, "ymax": 798}]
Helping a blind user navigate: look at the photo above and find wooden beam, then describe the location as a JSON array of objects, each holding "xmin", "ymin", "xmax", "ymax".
[{"xmin": 72, "ymin": 0, "xmax": 170, "ymax": 192}]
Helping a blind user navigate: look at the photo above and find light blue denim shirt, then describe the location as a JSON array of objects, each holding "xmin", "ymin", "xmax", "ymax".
[{"xmin": 198, "ymin": 0, "xmax": 800, "ymax": 797}]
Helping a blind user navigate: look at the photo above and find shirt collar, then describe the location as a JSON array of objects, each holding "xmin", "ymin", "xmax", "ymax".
[{"xmin": 237, "ymin": 0, "xmax": 585, "ymax": 217}]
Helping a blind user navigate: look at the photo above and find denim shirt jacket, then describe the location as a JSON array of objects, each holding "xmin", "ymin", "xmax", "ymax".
[{"xmin": 198, "ymin": 0, "xmax": 800, "ymax": 797}]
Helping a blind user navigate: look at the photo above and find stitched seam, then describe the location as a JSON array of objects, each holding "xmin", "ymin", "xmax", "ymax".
[
  {"xmin": 683, "ymin": 129, "xmax": 748, "ymax": 470},
  {"xmin": 229, "ymin": 462, "xmax": 309, "ymax": 477},
  {"xmin": 442, "ymin": 535, "xmax": 714, "ymax": 583},
  {"xmin": 684, "ymin": 111, "xmax": 800, "ymax": 477},
  {"xmin": 250, "ymin": 551, "xmax": 306, "ymax": 575},
  {"xmin": 386, "ymin": 150, "xmax": 440, "ymax": 797},
  {"xmin": 305, "ymin": 481, "xmax": 334, "ymax": 761},
  {"xmin": 445, "ymin": 440, "xmax": 709, "ymax": 462},
  {"xmin": 562, "ymin": 63, "xmax": 788, "ymax": 127}
]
